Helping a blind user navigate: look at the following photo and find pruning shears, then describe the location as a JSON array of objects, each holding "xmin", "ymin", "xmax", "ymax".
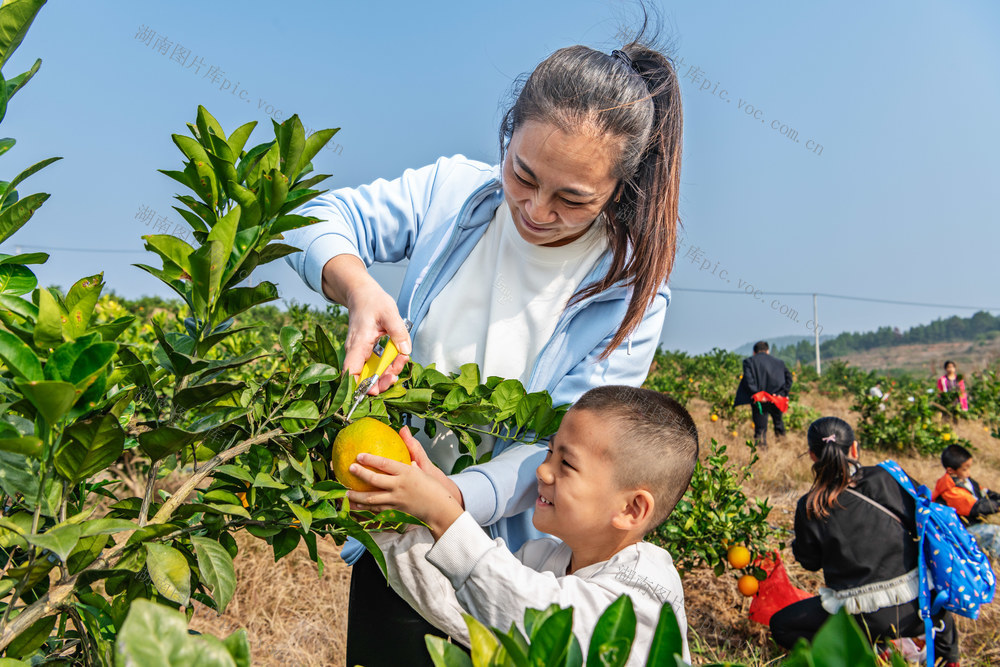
[{"xmin": 344, "ymin": 319, "xmax": 412, "ymax": 422}]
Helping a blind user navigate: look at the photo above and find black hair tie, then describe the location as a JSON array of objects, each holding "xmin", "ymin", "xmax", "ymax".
[{"xmin": 611, "ymin": 49, "xmax": 641, "ymax": 75}]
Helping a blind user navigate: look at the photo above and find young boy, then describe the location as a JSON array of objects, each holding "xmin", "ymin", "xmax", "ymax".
[
  {"xmin": 345, "ymin": 386, "xmax": 698, "ymax": 664},
  {"xmin": 933, "ymin": 444, "xmax": 1000, "ymax": 558}
]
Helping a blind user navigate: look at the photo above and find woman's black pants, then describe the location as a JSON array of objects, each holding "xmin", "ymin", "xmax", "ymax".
[
  {"xmin": 345, "ymin": 550, "xmax": 451, "ymax": 667},
  {"xmin": 770, "ymin": 596, "xmax": 959, "ymax": 662}
]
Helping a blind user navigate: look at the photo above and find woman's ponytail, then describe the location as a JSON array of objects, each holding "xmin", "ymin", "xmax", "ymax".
[{"xmin": 804, "ymin": 417, "xmax": 859, "ymax": 519}]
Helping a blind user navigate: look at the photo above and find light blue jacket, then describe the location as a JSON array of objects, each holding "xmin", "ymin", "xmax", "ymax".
[{"xmin": 283, "ymin": 155, "xmax": 670, "ymax": 561}]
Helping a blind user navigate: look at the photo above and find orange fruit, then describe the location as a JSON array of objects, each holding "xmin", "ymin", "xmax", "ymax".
[
  {"xmin": 942, "ymin": 433, "xmax": 952, "ymax": 441},
  {"xmin": 731, "ymin": 430, "xmax": 739, "ymax": 437},
  {"xmin": 710, "ymin": 414, "xmax": 719, "ymax": 422},
  {"xmin": 737, "ymin": 574, "xmax": 759, "ymax": 596},
  {"xmin": 727, "ymin": 545, "xmax": 752, "ymax": 569},
  {"xmin": 332, "ymin": 418, "xmax": 411, "ymax": 491}
]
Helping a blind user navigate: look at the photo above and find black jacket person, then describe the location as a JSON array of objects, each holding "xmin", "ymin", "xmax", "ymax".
[{"xmin": 734, "ymin": 341, "xmax": 792, "ymax": 447}]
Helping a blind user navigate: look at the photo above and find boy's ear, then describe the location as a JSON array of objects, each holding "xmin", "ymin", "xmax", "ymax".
[{"xmin": 612, "ymin": 489, "xmax": 655, "ymax": 532}]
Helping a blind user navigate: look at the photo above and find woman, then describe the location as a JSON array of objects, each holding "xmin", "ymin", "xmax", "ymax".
[
  {"xmin": 937, "ymin": 360, "xmax": 969, "ymax": 411},
  {"xmin": 769, "ymin": 417, "xmax": 960, "ymax": 666},
  {"xmin": 284, "ymin": 31, "xmax": 683, "ymax": 667}
]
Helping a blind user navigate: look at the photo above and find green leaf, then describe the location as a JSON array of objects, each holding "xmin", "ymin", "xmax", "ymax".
[
  {"xmin": 809, "ymin": 608, "xmax": 877, "ymax": 667},
  {"xmin": 0, "ymin": 328, "xmax": 41, "ymax": 380},
  {"xmin": 644, "ymin": 603, "xmax": 685, "ymax": 667},
  {"xmin": 138, "ymin": 426, "xmax": 199, "ymax": 462},
  {"xmin": 0, "ymin": 262, "xmax": 36, "ymax": 296},
  {"xmin": 79, "ymin": 518, "xmax": 138, "ymax": 537},
  {"xmin": 279, "ymin": 399, "xmax": 319, "ymax": 433},
  {"xmin": 225, "ymin": 121, "xmax": 257, "ymax": 159},
  {"xmin": 287, "ymin": 502, "xmax": 312, "ymax": 533},
  {"xmin": 0, "ymin": 192, "xmax": 49, "ymax": 245},
  {"xmin": 0, "ymin": 157, "xmax": 61, "ymax": 207},
  {"xmin": 252, "ymin": 471, "xmax": 287, "ymax": 489},
  {"xmin": 68, "ymin": 341, "xmax": 116, "ymax": 386},
  {"xmin": 173, "ymin": 381, "xmax": 243, "ymax": 411},
  {"xmin": 116, "ymin": 599, "xmax": 238, "ymax": 666},
  {"xmin": 299, "ymin": 127, "xmax": 339, "ymax": 174},
  {"xmin": 280, "ymin": 325, "xmax": 302, "ymax": 360},
  {"xmin": 55, "ymin": 414, "xmax": 126, "ymax": 483},
  {"xmin": 33, "ymin": 287, "xmax": 64, "ymax": 349},
  {"xmin": 464, "ymin": 613, "xmax": 501, "ymax": 665},
  {"xmin": 15, "ymin": 379, "xmax": 78, "ymax": 424},
  {"xmin": 0, "ymin": 0, "xmax": 46, "ymax": 70},
  {"xmin": 587, "ymin": 595, "xmax": 636, "ymax": 667},
  {"xmin": 26, "ymin": 523, "xmax": 82, "ymax": 562},
  {"xmin": 189, "ymin": 239, "xmax": 226, "ymax": 316},
  {"xmin": 195, "ymin": 105, "xmax": 226, "ymax": 142},
  {"xmin": 424, "ymin": 636, "xmax": 474, "ymax": 667},
  {"xmin": 526, "ymin": 607, "xmax": 574, "ymax": 666},
  {"xmin": 144, "ymin": 543, "xmax": 192, "ymax": 606},
  {"xmin": 492, "ymin": 379, "xmax": 526, "ymax": 421},
  {"xmin": 191, "ymin": 535, "xmax": 237, "ymax": 613},
  {"xmin": 455, "ymin": 363, "xmax": 480, "ymax": 393},
  {"xmin": 215, "ymin": 281, "xmax": 279, "ymax": 323},
  {"xmin": 275, "ymin": 115, "xmax": 306, "ymax": 182},
  {"xmin": 60, "ymin": 272, "xmax": 104, "ymax": 339},
  {"xmin": 296, "ymin": 362, "xmax": 338, "ymax": 385},
  {"xmin": 271, "ymin": 527, "xmax": 300, "ymax": 561},
  {"xmin": 0, "ymin": 435, "xmax": 41, "ymax": 457},
  {"xmin": 5, "ymin": 57, "xmax": 40, "ymax": 105},
  {"xmin": 5, "ymin": 614, "xmax": 56, "ymax": 660},
  {"xmin": 142, "ymin": 234, "xmax": 195, "ymax": 275}
]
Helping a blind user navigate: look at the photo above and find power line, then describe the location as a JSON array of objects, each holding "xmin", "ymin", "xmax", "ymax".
[{"xmin": 669, "ymin": 286, "xmax": 1000, "ymax": 312}]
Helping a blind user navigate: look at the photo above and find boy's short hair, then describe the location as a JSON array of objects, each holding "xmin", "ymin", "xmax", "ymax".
[
  {"xmin": 941, "ymin": 444, "xmax": 973, "ymax": 471},
  {"xmin": 573, "ymin": 385, "xmax": 699, "ymax": 529}
]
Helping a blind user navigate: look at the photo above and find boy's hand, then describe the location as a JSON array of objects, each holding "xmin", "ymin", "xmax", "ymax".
[
  {"xmin": 346, "ymin": 448, "xmax": 463, "ymax": 539},
  {"xmin": 399, "ymin": 426, "xmax": 465, "ymax": 510}
]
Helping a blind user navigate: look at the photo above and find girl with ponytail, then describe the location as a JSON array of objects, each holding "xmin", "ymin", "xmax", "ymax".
[
  {"xmin": 284, "ymin": 16, "xmax": 683, "ymax": 667},
  {"xmin": 770, "ymin": 417, "xmax": 961, "ymax": 666}
]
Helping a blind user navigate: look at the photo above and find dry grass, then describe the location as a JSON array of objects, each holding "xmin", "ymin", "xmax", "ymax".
[{"xmin": 189, "ymin": 390, "xmax": 1000, "ymax": 666}]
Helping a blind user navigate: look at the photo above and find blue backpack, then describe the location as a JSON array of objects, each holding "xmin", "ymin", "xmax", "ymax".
[{"xmin": 878, "ymin": 460, "xmax": 996, "ymax": 667}]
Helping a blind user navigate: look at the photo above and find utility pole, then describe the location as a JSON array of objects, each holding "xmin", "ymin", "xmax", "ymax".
[{"xmin": 813, "ymin": 293, "xmax": 821, "ymax": 375}]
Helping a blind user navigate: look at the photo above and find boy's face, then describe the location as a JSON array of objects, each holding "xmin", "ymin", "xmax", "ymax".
[
  {"xmin": 532, "ymin": 408, "xmax": 633, "ymax": 547},
  {"xmin": 950, "ymin": 459, "xmax": 973, "ymax": 482}
]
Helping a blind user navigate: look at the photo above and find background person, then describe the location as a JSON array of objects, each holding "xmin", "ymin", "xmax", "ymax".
[
  {"xmin": 933, "ymin": 444, "xmax": 1000, "ymax": 559},
  {"xmin": 937, "ymin": 360, "xmax": 969, "ymax": 412},
  {"xmin": 733, "ymin": 341, "xmax": 792, "ymax": 449},
  {"xmin": 769, "ymin": 417, "xmax": 960, "ymax": 666},
  {"xmin": 284, "ymin": 25, "xmax": 685, "ymax": 667}
]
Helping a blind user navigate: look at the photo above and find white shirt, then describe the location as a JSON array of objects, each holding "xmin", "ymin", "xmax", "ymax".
[
  {"xmin": 410, "ymin": 202, "xmax": 607, "ymax": 472},
  {"xmin": 373, "ymin": 512, "xmax": 690, "ymax": 665}
]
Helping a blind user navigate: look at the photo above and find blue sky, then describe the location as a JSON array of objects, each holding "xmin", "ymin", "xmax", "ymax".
[{"xmin": 3, "ymin": 1, "xmax": 998, "ymax": 354}]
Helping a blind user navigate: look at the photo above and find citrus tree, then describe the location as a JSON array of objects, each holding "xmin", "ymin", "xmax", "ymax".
[{"xmin": 0, "ymin": 9, "xmax": 565, "ymax": 657}]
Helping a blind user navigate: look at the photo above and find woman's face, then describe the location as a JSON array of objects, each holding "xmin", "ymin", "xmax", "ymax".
[
  {"xmin": 946, "ymin": 363, "xmax": 957, "ymax": 376},
  {"xmin": 502, "ymin": 119, "xmax": 620, "ymax": 247}
]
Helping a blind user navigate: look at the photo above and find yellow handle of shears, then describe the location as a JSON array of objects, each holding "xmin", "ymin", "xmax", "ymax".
[{"xmin": 359, "ymin": 336, "xmax": 403, "ymax": 383}]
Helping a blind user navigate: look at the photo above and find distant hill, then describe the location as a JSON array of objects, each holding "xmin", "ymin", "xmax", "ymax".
[
  {"xmin": 774, "ymin": 311, "xmax": 1000, "ymax": 376},
  {"xmin": 733, "ymin": 334, "xmax": 832, "ymax": 357}
]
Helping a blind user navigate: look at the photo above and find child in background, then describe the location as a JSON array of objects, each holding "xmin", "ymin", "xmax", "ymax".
[
  {"xmin": 345, "ymin": 386, "xmax": 698, "ymax": 664},
  {"xmin": 933, "ymin": 444, "xmax": 1000, "ymax": 558},
  {"xmin": 770, "ymin": 417, "xmax": 960, "ymax": 666},
  {"xmin": 937, "ymin": 360, "xmax": 969, "ymax": 411}
]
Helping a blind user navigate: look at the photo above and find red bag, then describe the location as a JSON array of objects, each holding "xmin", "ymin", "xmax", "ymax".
[
  {"xmin": 748, "ymin": 552, "xmax": 812, "ymax": 625},
  {"xmin": 751, "ymin": 391, "xmax": 789, "ymax": 413}
]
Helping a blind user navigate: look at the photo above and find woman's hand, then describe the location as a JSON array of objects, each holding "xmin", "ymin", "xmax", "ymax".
[
  {"xmin": 323, "ymin": 255, "xmax": 411, "ymax": 394},
  {"xmin": 346, "ymin": 450, "xmax": 464, "ymax": 539}
]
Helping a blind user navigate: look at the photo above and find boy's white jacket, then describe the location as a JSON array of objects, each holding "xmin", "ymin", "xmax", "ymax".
[
  {"xmin": 372, "ymin": 512, "xmax": 690, "ymax": 665},
  {"xmin": 283, "ymin": 155, "xmax": 670, "ymax": 560}
]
